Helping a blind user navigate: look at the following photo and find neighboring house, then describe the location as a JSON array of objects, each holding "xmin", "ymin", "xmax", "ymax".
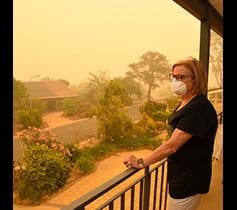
[
  {"xmin": 208, "ymin": 87, "xmax": 222, "ymax": 103},
  {"xmin": 24, "ymin": 80, "xmax": 79, "ymax": 111},
  {"xmin": 207, "ymin": 87, "xmax": 222, "ymax": 113}
]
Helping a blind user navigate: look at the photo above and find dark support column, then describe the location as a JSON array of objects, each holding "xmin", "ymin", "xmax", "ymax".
[{"xmin": 199, "ymin": 5, "xmax": 211, "ymax": 96}]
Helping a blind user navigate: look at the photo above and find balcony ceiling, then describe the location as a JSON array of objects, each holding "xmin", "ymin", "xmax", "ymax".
[
  {"xmin": 208, "ymin": 0, "xmax": 223, "ymax": 17},
  {"xmin": 173, "ymin": 0, "xmax": 223, "ymax": 37}
]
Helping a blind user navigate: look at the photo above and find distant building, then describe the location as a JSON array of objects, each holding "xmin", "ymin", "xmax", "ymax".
[
  {"xmin": 207, "ymin": 87, "xmax": 222, "ymax": 103},
  {"xmin": 24, "ymin": 80, "xmax": 79, "ymax": 111}
]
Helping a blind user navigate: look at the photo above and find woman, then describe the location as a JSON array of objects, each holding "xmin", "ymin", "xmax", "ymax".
[{"xmin": 123, "ymin": 57, "xmax": 218, "ymax": 210}]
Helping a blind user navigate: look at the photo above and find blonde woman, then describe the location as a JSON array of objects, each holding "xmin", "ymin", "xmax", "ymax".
[{"xmin": 124, "ymin": 57, "xmax": 218, "ymax": 210}]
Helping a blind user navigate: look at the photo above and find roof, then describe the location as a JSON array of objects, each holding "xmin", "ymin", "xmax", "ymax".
[
  {"xmin": 173, "ymin": 0, "xmax": 223, "ymax": 37},
  {"xmin": 24, "ymin": 80, "xmax": 79, "ymax": 100}
]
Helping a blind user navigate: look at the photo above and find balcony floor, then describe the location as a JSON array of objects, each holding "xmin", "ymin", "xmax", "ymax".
[{"xmin": 198, "ymin": 159, "xmax": 223, "ymax": 210}]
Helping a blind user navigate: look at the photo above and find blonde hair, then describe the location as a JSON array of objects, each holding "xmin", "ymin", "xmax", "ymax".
[{"xmin": 172, "ymin": 57, "xmax": 207, "ymax": 95}]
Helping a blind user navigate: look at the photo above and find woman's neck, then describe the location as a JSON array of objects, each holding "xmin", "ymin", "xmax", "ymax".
[
  {"xmin": 181, "ymin": 93, "xmax": 196, "ymax": 102},
  {"xmin": 176, "ymin": 93, "xmax": 197, "ymax": 111}
]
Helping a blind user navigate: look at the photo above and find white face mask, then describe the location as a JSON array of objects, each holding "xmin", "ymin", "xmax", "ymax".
[{"xmin": 171, "ymin": 79, "xmax": 187, "ymax": 95}]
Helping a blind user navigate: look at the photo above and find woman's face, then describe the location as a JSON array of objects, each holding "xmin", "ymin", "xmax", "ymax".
[{"xmin": 172, "ymin": 65, "xmax": 195, "ymax": 95}]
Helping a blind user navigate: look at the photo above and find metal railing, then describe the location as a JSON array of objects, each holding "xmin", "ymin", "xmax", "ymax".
[{"xmin": 61, "ymin": 159, "xmax": 168, "ymax": 210}]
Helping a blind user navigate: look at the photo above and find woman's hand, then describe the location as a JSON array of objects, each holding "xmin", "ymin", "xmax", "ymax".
[{"xmin": 123, "ymin": 155, "xmax": 140, "ymax": 169}]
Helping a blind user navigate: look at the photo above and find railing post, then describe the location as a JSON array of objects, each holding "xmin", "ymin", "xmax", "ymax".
[{"xmin": 143, "ymin": 166, "xmax": 151, "ymax": 210}]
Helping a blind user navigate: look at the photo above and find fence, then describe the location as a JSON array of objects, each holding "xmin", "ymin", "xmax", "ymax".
[{"xmin": 61, "ymin": 159, "xmax": 168, "ymax": 210}]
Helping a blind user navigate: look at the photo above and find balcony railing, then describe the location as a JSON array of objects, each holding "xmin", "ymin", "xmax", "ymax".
[
  {"xmin": 61, "ymin": 158, "xmax": 168, "ymax": 210},
  {"xmin": 61, "ymin": 109, "xmax": 223, "ymax": 210}
]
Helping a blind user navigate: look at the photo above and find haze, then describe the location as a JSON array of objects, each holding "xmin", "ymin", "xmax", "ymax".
[{"xmin": 14, "ymin": 0, "xmax": 201, "ymax": 85}]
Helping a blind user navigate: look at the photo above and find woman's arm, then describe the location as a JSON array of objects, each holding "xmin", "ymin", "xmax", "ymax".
[{"xmin": 123, "ymin": 128, "xmax": 193, "ymax": 168}]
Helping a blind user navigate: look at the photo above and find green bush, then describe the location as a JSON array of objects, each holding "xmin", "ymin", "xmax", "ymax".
[
  {"xmin": 135, "ymin": 114, "xmax": 159, "ymax": 137},
  {"xmin": 31, "ymin": 99, "xmax": 47, "ymax": 113},
  {"xmin": 64, "ymin": 143, "xmax": 81, "ymax": 164},
  {"xmin": 155, "ymin": 121, "xmax": 168, "ymax": 133},
  {"xmin": 166, "ymin": 124, "xmax": 174, "ymax": 137},
  {"xmin": 152, "ymin": 111, "xmax": 171, "ymax": 122},
  {"xmin": 19, "ymin": 127, "xmax": 72, "ymax": 158},
  {"xmin": 139, "ymin": 101, "xmax": 167, "ymax": 116},
  {"xmin": 116, "ymin": 136, "xmax": 162, "ymax": 150},
  {"xmin": 75, "ymin": 152, "xmax": 95, "ymax": 174},
  {"xmin": 62, "ymin": 98, "xmax": 79, "ymax": 116},
  {"xmin": 17, "ymin": 145, "xmax": 71, "ymax": 204},
  {"xmin": 13, "ymin": 161, "xmax": 25, "ymax": 192},
  {"xmin": 18, "ymin": 109, "xmax": 43, "ymax": 129},
  {"xmin": 98, "ymin": 112, "xmax": 134, "ymax": 144},
  {"xmin": 86, "ymin": 143, "xmax": 115, "ymax": 158},
  {"xmin": 76, "ymin": 101, "xmax": 95, "ymax": 118}
]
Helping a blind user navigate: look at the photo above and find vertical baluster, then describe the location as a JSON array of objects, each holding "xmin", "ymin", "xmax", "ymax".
[
  {"xmin": 164, "ymin": 162, "xmax": 168, "ymax": 210},
  {"xmin": 139, "ymin": 179, "xmax": 144, "ymax": 210},
  {"xmin": 153, "ymin": 168, "xmax": 158, "ymax": 210},
  {"xmin": 143, "ymin": 167, "xmax": 151, "ymax": 210},
  {"xmin": 130, "ymin": 186, "xmax": 135, "ymax": 210},
  {"xmin": 120, "ymin": 192, "xmax": 125, "ymax": 210},
  {"xmin": 109, "ymin": 201, "xmax": 114, "ymax": 210},
  {"xmin": 159, "ymin": 163, "xmax": 165, "ymax": 210}
]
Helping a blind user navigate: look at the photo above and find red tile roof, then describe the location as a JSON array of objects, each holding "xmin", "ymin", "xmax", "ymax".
[{"xmin": 24, "ymin": 80, "xmax": 79, "ymax": 100}]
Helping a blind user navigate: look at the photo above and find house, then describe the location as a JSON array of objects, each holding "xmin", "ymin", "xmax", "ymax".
[{"xmin": 24, "ymin": 80, "xmax": 79, "ymax": 111}]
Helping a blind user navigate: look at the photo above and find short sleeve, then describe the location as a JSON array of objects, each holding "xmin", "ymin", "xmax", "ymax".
[{"xmin": 176, "ymin": 105, "xmax": 216, "ymax": 137}]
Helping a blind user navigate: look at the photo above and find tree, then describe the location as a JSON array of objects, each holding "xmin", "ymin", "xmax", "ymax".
[
  {"xmin": 13, "ymin": 78, "xmax": 30, "ymax": 131},
  {"xmin": 116, "ymin": 76, "xmax": 142, "ymax": 99},
  {"xmin": 41, "ymin": 77, "xmax": 53, "ymax": 81},
  {"xmin": 86, "ymin": 71, "xmax": 110, "ymax": 106},
  {"xmin": 126, "ymin": 51, "xmax": 171, "ymax": 102},
  {"xmin": 210, "ymin": 31, "xmax": 223, "ymax": 88},
  {"xmin": 58, "ymin": 79, "xmax": 70, "ymax": 86},
  {"xmin": 94, "ymin": 79, "xmax": 133, "ymax": 143},
  {"xmin": 13, "ymin": 78, "xmax": 30, "ymax": 111}
]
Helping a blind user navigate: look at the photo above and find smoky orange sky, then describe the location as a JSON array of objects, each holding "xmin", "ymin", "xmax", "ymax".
[{"xmin": 14, "ymin": 0, "xmax": 203, "ymax": 85}]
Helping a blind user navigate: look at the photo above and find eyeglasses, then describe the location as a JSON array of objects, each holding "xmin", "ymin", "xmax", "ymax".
[{"xmin": 169, "ymin": 73, "xmax": 195, "ymax": 81}]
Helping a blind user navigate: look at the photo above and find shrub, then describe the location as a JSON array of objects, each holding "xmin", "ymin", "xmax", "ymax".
[
  {"xmin": 145, "ymin": 137, "xmax": 163, "ymax": 149},
  {"xmin": 116, "ymin": 136, "xmax": 162, "ymax": 150},
  {"xmin": 166, "ymin": 124, "xmax": 174, "ymax": 137},
  {"xmin": 18, "ymin": 109, "xmax": 43, "ymax": 129},
  {"xmin": 152, "ymin": 111, "xmax": 171, "ymax": 122},
  {"xmin": 156, "ymin": 121, "xmax": 168, "ymax": 132},
  {"xmin": 95, "ymin": 79, "xmax": 134, "ymax": 144},
  {"xmin": 13, "ymin": 161, "xmax": 26, "ymax": 192},
  {"xmin": 139, "ymin": 101, "xmax": 167, "ymax": 116},
  {"xmin": 64, "ymin": 143, "xmax": 81, "ymax": 164},
  {"xmin": 62, "ymin": 98, "xmax": 79, "ymax": 116},
  {"xmin": 86, "ymin": 143, "xmax": 115, "ymax": 158},
  {"xmin": 16, "ymin": 145, "xmax": 71, "ymax": 204},
  {"xmin": 98, "ymin": 113, "xmax": 134, "ymax": 144},
  {"xmin": 76, "ymin": 101, "xmax": 95, "ymax": 118},
  {"xmin": 135, "ymin": 114, "xmax": 159, "ymax": 137},
  {"xmin": 31, "ymin": 99, "xmax": 47, "ymax": 113},
  {"xmin": 75, "ymin": 152, "xmax": 95, "ymax": 174},
  {"xmin": 19, "ymin": 127, "xmax": 72, "ymax": 158}
]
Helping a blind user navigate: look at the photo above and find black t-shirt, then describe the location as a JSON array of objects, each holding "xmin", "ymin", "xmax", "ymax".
[{"xmin": 167, "ymin": 94, "xmax": 218, "ymax": 199}]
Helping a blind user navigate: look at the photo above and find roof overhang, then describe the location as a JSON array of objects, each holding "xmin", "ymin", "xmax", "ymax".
[
  {"xmin": 173, "ymin": 0, "xmax": 223, "ymax": 37},
  {"xmin": 36, "ymin": 95, "xmax": 79, "ymax": 100}
]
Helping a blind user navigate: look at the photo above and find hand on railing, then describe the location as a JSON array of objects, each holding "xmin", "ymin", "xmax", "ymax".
[{"xmin": 123, "ymin": 155, "xmax": 145, "ymax": 169}]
